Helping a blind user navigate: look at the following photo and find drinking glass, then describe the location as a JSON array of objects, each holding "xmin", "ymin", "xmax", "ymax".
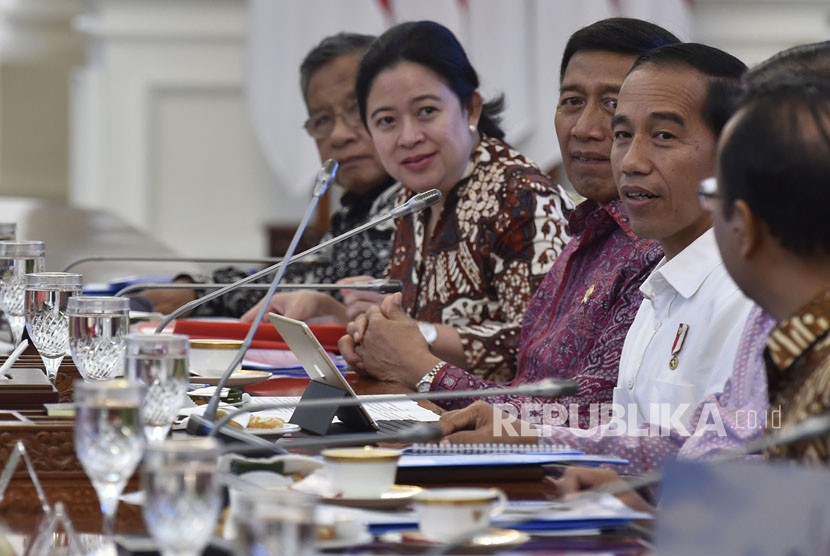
[
  {"xmin": 68, "ymin": 296, "xmax": 130, "ymax": 381},
  {"xmin": 0, "ymin": 240, "xmax": 45, "ymax": 347},
  {"xmin": 125, "ymin": 334, "xmax": 189, "ymax": 444},
  {"xmin": 24, "ymin": 272, "xmax": 83, "ymax": 383},
  {"xmin": 73, "ymin": 380, "xmax": 145, "ymax": 546},
  {"xmin": 142, "ymin": 437, "xmax": 222, "ymax": 556},
  {"xmin": 232, "ymin": 489, "xmax": 317, "ymax": 556},
  {"xmin": 0, "ymin": 225, "xmax": 15, "ymax": 346}
]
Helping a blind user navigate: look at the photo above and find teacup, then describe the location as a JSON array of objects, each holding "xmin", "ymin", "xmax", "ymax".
[
  {"xmin": 320, "ymin": 446, "xmax": 401, "ymax": 499},
  {"xmin": 413, "ymin": 487, "xmax": 508, "ymax": 543},
  {"xmin": 189, "ymin": 339, "xmax": 243, "ymax": 378}
]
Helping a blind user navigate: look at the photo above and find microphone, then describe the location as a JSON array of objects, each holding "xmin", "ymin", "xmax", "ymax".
[
  {"xmin": 60, "ymin": 256, "xmax": 284, "ymax": 273},
  {"xmin": 208, "ymin": 379, "xmax": 580, "ymax": 436},
  {"xmin": 197, "ymin": 159, "xmax": 338, "ymax": 422},
  {"xmin": 114, "ymin": 279, "xmax": 404, "ymax": 297},
  {"xmin": 560, "ymin": 412, "xmax": 830, "ymax": 508},
  {"xmin": 221, "ymin": 422, "xmax": 444, "ymax": 455},
  {"xmin": 389, "ymin": 189, "xmax": 442, "ymax": 218},
  {"xmin": 154, "ymin": 188, "xmax": 442, "ymax": 334}
]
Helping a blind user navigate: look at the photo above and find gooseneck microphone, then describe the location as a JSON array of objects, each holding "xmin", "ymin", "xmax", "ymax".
[
  {"xmin": 198, "ymin": 159, "xmax": 338, "ymax": 422},
  {"xmin": 207, "ymin": 378, "xmax": 580, "ymax": 437},
  {"xmin": 114, "ymin": 279, "xmax": 404, "ymax": 297},
  {"xmin": 179, "ymin": 185, "xmax": 442, "ymax": 444},
  {"xmin": 561, "ymin": 412, "xmax": 830, "ymax": 508},
  {"xmin": 155, "ymin": 188, "xmax": 442, "ymax": 334}
]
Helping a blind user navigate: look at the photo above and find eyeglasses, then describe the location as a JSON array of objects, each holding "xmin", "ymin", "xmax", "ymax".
[
  {"xmin": 698, "ymin": 177, "xmax": 723, "ymax": 211},
  {"xmin": 303, "ymin": 103, "xmax": 363, "ymax": 139}
]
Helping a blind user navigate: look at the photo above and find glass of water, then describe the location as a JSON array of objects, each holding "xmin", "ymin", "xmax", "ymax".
[
  {"xmin": 74, "ymin": 379, "xmax": 146, "ymax": 545},
  {"xmin": 232, "ymin": 488, "xmax": 317, "ymax": 556},
  {"xmin": 125, "ymin": 334, "xmax": 189, "ymax": 444},
  {"xmin": 24, "ymin": 272, "xmax": 83, "ymax": 383},
  {"xmin": 68, "ymin": 296, "xmax": 130, "ymax": 381},
  {"xmin": 0, "ymin": 240, "xmax": 45, "ymax": 348},
  {"xmin": 142, "ymin": 437, "xmax": 222, "ymax": 556}
]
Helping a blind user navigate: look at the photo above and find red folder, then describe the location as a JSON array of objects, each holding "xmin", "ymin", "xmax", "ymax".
[{"xmin": 172, "ymin": 320, "xmax": 346, "ymax": 352}]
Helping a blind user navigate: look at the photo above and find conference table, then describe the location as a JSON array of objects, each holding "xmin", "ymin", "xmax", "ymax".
[{"xmin": 0, "ymin": 353, "xmax": 650, "ymax": 555}]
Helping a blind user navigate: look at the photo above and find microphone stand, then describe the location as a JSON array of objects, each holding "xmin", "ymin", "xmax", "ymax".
[
  {"xmin": 179, "ymin": 186, "xmax": 442, "ymax": 449},
  {"xmin": 199, "ymin": 159, "xmax": 338, "ymax": 423},
  {"xmin": 154, "ymin": 189, "xmax": 442, "ymax": 334},
  {"xmin": 61, "ymin": 256, "xmax": 284, "ymax": 273},
  {"xmin": 115, "ymin": 279, "xmax": 404, "ymax": 297}
]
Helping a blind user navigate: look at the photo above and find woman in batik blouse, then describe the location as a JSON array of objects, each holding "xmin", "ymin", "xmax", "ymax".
[{"xmin": 340, "ymin": 20, "xmax": 572, "ymax": 384}]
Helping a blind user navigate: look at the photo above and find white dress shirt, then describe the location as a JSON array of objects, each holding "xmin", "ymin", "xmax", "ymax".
[{"xmin": 613, "ymin": 229, "xmax": 753, "ymax": 429}]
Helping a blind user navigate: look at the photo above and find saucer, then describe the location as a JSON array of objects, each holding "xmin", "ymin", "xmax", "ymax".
[
  {"xmin": 192, "ymin": 370, "xmax": 271, "ymax": 387},
  {"xmin": 244, "ymin": 422, "xmax": 301, "ymax": 436},
  {"xmin": 316, "ymin": 530, "xmax": 374, "ymax": 551},
  {"xmin": 322, "ymin": 484, "xmax": 422, "ymax": 509},
  {"xmin": 378, "ymin": 528, "xmax": 529, "ymax": 553}
]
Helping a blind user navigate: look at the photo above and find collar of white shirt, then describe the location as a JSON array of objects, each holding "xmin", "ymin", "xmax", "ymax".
[{"xmin": 640, "ymin": 229, "xmax": 721, "ymax": 301}]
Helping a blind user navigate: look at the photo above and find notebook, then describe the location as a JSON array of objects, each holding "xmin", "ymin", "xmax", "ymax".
[{"xmin": 267, "ymin": 313, "xmax": 439, "ymax": 435}]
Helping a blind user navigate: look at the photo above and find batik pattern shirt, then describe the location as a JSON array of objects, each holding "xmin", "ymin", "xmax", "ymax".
[
  {"xmin": 434, "ymin": 199, "xmax": 662, "ymax": 428},
  {"xmin": 390, "ymin": 135, "xmax": 572, "ymax": 382},
  {"xmin": 191, "ymin": 181, "xmax": 402, "ymax": 318},
  {"xmin": 764, "ymin": 288, "xmax": 830, "ymax": 464}
]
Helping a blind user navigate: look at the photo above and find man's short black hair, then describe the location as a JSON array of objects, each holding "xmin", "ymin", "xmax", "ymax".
[
  {"xmin": 744, "ymin": 41, "xmax": 830, "ymax": 91},
  {"xmin": 560, "ymin": 18, "xmax": 680, "ymax": 82},
  {"xmin": 719, "ymin": 77, "xmax": 830, "ymax": 256},
  {"xmin": 631, "ymin": 43, "xmax": 748, "ymax": 137}
]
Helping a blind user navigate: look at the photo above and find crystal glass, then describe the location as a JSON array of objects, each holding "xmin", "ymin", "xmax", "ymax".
[
  {"xmin": 68, "ymin": 296, "xmax": 130, "ymax": 381},
  {"xmin": 74, "ymin": 379, "xmax": 145, "ymax": 546},
  {"xmin": 0, "ymin": 225, "xmax": 15, "ymax": 347},
  {"xmin": 142, "ymin": 437, "xmax": 222, "ymax": 556},
  {"xmin": 125, "ymin": 334, "xmax": 189, "ymax": 444},
  {"xmin": 24, "ymin": 272, "xmax": 83, "ymax": 383},
  {"xmin": 0, "ymin": 240, "xmax": 45, "ymax": 347},
  {"xmin": 232, "ymin": 489, "xmax": 317, "ymax": 556}
]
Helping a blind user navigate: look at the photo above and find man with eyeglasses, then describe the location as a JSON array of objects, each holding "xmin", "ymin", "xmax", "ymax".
[{"xmin": 140, "ymin": 33, "xmax": 401, "ymax": 319}]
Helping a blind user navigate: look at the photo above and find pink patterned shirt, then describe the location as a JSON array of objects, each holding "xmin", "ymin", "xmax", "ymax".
[
  {"xmin": 433, "ymin": 198, "xmax": 662, "ymax": 427},
  {"xmin": 536, "ymin": 304, "xmax": 772, "ymax": 475}
]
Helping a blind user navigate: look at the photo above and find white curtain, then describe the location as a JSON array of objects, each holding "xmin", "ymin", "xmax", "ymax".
[{"xmin": 246, "ymin": 0, "xmax": 692, "ymax": 196}]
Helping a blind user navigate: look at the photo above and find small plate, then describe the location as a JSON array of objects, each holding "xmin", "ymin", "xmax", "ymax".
[
  {"xmin": 377, "ymin": 528, "xmax": 529, "ymax": 553},
  {"xmin": 243, "ymin": 423, "xmax": 302, "ymax": 436},
  {"xmin": 192, "ymin": 370, "xmax": 271, "ymax": 387},
  {"xmin": 322, "ymin": 484, "xmax": 422, "ymax": 510}
]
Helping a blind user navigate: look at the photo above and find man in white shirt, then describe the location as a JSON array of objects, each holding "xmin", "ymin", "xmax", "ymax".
[{"xmin": 440, "ymin": 43, "xmax": 750, "ymax": 475}]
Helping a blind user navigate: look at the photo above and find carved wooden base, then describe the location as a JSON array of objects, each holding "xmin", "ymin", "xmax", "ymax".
[{"xmin": 0, "ymin": 361, "xmax": 145, "ymax": 534}]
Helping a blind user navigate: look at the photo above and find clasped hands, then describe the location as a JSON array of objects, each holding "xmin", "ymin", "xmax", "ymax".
[{"xmin": 338, "ymin": 292, "xmax": 441, "ymax": 389}]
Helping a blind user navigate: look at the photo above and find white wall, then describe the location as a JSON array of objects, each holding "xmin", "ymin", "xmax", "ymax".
[{"xmin": 58, "ymin": 0, "xmax": 830, "ymax": 263}]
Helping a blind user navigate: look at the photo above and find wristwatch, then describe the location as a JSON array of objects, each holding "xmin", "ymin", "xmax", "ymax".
[
  {"xmin": 416, "ymin": 361, "xmax": 447, "ymax": 393},
  {"xmin": 417, "ymin": 322, "xmax": 438, "ymax": 345}
]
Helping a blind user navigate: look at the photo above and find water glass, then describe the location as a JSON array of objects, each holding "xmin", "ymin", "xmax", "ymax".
[
  {"xmin": 232, "ymin": 489, "xmax": 317, "ymax": 556},
  {"xmin": 24, "ymin": 272, "xmax": 83, "ymax": 382},
  {"xmin": 73, "ymin": 379, "xmax": 146, "ymax": 545},
  {"xmin": 0, "ymin": 240, "xmax": 45, "ymax": 347},
  {"xmin": 68, "ymin": 296, "xmax": 130, "ymax": 381},
  {"xmin": 142, "ymin": 437, "xmax": 222, "ymax": 556},
  {"xmin": 125, "ymin": 334, "xmax": 189, "ymax": 444}
]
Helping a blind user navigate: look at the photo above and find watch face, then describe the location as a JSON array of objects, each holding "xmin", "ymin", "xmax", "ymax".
[{"xmin": 417, "ymin": 381, "xmax": 431, "ymax": 393}]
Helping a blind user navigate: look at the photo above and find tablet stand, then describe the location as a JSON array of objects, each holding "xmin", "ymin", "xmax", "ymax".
[{"xmin": 289, "ymin": 380, "xmax": 376, "ymax": 435}]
